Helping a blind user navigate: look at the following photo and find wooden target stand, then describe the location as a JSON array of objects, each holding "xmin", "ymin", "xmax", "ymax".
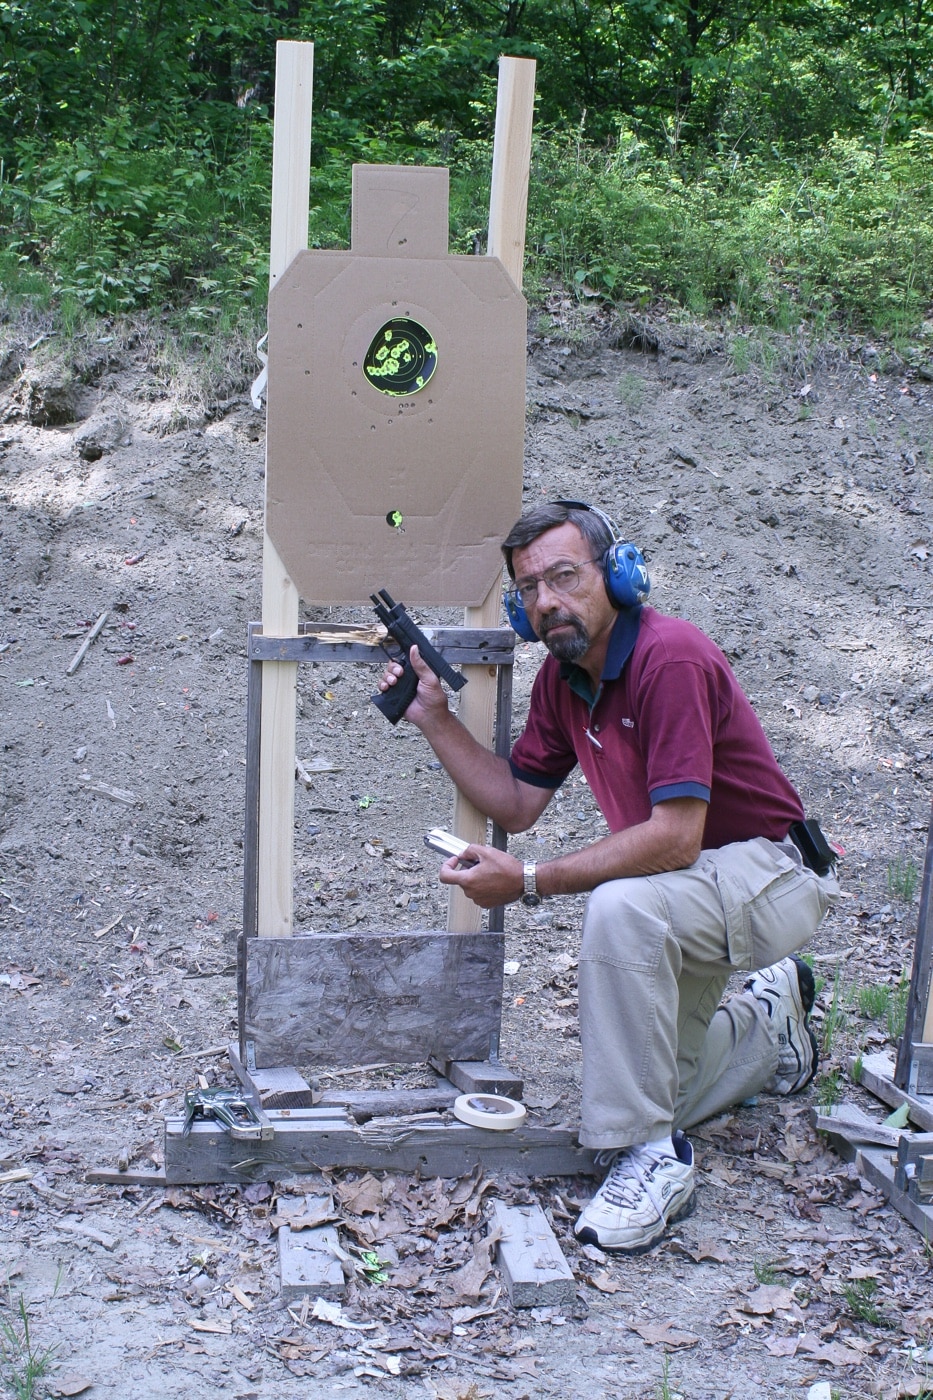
[
  {"xmin": 157, "ymin": 44, "xmax": 596, "ymax": 1187},
  {"xmin": 815, "ymin": 803, "xmax": 933, "ymax": 1237}
]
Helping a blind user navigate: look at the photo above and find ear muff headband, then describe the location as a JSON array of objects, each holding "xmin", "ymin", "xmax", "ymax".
[{"xmin": 505, "ymin": 500, "xmax": 650, "ymax": 642}]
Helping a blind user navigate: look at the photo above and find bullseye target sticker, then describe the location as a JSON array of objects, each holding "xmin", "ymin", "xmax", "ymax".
[{"xmin": 363, "ymin": 318, "xmax": 438, "ymax": 396}]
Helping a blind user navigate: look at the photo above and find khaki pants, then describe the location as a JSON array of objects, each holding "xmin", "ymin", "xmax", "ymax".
[{"xmin": 576, "ymin": 837, "xmax": 839, "ymax": 1150}]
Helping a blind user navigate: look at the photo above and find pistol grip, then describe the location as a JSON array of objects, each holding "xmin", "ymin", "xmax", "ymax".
[{"xmin": 371, "ymin": 658, "xmax": 419, "ymax": 724}]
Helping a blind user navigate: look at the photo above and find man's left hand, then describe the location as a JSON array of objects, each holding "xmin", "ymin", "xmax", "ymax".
[{"xmin": 438, "ymin": 845, "xmax": 524, "ymax": 909}]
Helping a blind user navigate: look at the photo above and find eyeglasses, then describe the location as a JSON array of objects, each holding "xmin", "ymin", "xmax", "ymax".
[{"xmin": 507, "ymin": 559, "xmax": 600, "ymax": 608}]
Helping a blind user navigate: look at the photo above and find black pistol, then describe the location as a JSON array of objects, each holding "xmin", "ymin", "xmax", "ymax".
[{"xmin": 370, "ymin": 589, "xmax": 467, "ymax": 724}]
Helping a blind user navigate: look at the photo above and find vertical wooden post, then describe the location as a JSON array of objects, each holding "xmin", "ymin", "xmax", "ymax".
[
  {"xmin": 448, "ymin": 56, "xmax": 536, "ymax": 934},
  {"xmin": 894, "ymin": 802, "xmax": 933, "ymax": 1089},
  {"xmin": 259, "ymin": 41, "xmax": 314, "ymax": 938}
]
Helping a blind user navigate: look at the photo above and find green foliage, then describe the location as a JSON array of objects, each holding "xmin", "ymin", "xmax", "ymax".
[
  {"xmin": 816, "ymin": 1067, "xmax": 843, "ymax": 1107},
  {"xmin": 857, "ymin": 983, "xmax": 891, "ymax": 1020},
  {"xmin": 527, "ymin": 131, "xmax": 933, "ymax": 337},
  {"xmin": 888, "ymin": 855, "xmax": 920, "ymax": 902},
  {"xmin": 842, "ymin": 1276, "xmax": 892, "ymax": 1328},
  {"xmin": 616, "ymin": 372, "xmax": 644, "ymax": 411},
  {"xmin": 0, "ymin": 1292, "xmax": 56, "ymax": 1400},
  {"xmin": 821, "ymin": 966, "xmax": 850, "ymax": 1055},
  {"xmin": 887, "ymin": 970, "xmax": 910, "ymax": 1044},
  {"xmin": 1, "ymin": 0, "xmax": 932, "ymax": 334}
]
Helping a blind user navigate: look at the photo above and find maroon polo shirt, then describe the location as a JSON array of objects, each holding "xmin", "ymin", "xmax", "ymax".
[{"xmin": 508, "ymin": 606, "xmax": 804, "ymax": 850}]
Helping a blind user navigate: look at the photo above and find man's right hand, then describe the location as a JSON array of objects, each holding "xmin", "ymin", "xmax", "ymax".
[{"xmin": 377, "ymin": 645, "xmax": 449, "ymax": 730}]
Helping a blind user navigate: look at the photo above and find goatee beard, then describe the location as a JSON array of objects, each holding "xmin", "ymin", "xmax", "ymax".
[{"xmin": 540, "ymin": 613, "xmax": 590, "ymax": 663}]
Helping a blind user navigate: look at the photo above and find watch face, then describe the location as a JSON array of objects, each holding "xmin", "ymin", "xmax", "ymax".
[{"xmin": 521, "ymin": 892, "xmax": 541, "ymax": 908}]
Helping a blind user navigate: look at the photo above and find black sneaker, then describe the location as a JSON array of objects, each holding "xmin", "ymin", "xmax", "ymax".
[{"xmin": 744, "ymin": 955, "xmax": 818, "ymax": 1094}]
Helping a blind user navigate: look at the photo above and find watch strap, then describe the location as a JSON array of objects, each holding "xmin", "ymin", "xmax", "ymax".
[{"xmin": 523, "ymin": 862, "xmax": 537, "ymax": 898}]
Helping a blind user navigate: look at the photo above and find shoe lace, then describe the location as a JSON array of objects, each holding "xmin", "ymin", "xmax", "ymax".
[{"xmin": 595, "ymin": 1145, "xmax": 662, "ymax": 1210}]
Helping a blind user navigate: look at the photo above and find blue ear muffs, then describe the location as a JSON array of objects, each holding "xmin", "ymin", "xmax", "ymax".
[
  {"xmin": 604, "ymin": 540, "xmax": 651, "ymax": 609},
  {"xmin": 505, "ymin": 588, "xmax": 541, "ymax": 642},
  {"xmin": 504, "ymin": 502, "xmax": 650, "ymax": 643}
]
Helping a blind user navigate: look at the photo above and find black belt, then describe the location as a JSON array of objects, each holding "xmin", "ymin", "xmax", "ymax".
[{"xmin": 788, "ymin": 819, "xmax": 836, "ymax": 876}]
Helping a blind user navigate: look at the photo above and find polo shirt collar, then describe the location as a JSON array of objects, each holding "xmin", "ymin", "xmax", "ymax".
[{"xmin": 560, "ymin": 605, "xmax": 643, "ymax": 704}]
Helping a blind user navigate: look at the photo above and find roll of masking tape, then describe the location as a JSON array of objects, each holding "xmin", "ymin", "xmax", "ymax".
[{"xmin": 452, "ymin": 1093, "xmax": 527, "ymax": 1130}]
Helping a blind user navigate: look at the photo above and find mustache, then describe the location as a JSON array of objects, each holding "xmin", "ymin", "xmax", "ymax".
[
  {"xmin": 539, "ymin": 611, "xmax": 591, "ymax": 661},
  {"xmin": 539, "ymin": 610, "xmax": 584, "ymax": 637}
]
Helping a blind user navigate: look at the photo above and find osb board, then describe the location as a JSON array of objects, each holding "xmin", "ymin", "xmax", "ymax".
[
  {"xmin": 265, "ymin": 165, "xmax": 526, "ymax": 606},
  {"xmin": 241, "ymin": 929, "xmax": 504, "ymax": 1068}
]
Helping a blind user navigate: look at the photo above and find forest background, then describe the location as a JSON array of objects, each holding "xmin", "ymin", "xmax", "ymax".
[{"xmin": 0, "ymin": 0, "xmax": 932, "ymax": 355}]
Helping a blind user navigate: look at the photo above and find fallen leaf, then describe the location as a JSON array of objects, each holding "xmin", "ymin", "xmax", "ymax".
[
  {"xmin": 336, "ymin": 1174, "xmax": 384, "ymax": 1216},
  {"xmin": 797, "ymin": 1335, "xmax": 866, "ymax": 1365},
  {"xmin": 588, "ymin": 1270, "xmax": 622, "ymax": 1293},
  {"xmin": 49, "ymin": 1380, "xmax": 94, "ymax": 1398},
  {"xmin": 848, "ymin": 1264, "xmax": 883, "ymax": 1280},
  {"xmin": 388, "ymin": 1258, "xmax": 431, "ymax": 1290},
  {"xmin": 765, "ymin": 1336, "xmax": 799, "ymax": 1357},
  {"xmin": 742, "ymin": 1285, "xmax": 797, "ymax": 1315},
  {"xmin": 630, "ymin": 1319, "xmax": 700, "ymax": 1348},
  {"xmin": 669, "ymin": 1238, "xmax": 735, "ymax": 1264},
  {"xmin": 189, "ymin": 1318, "xmax": 232, "ymax": 1334},
  {"xmin": 446, "ymin": 1235, "xmax": 497, "ymax": 1305}
]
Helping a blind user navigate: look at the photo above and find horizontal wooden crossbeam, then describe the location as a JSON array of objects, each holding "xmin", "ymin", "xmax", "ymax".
[
  {"xmin": 163, "ymin": 1109, "xmax": 597, "ymax": 1183},
  {"xmin": 248, "ymin": 623, "xmax": 516, "ymax": 666}
]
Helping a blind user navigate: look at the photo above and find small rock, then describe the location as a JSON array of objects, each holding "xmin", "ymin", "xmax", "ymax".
[
  {"xmin": 72, "ymin": 407, "xmax": 131, "ymax": 461},
  {"xmin": 801, "ymin": 685, "xmax": 820, "ymax": 703},
  {"xmin": 21, "ymin": 365, "xmax": 79, "ymax": 426}
]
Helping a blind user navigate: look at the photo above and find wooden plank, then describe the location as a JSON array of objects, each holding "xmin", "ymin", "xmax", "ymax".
[
  {"xmin": 810, "ymin": 1104, "xmax": 900, "ymax": 1156},
  {"xmin": 488, "ymin": 57, "xmax": 537, "ymax": 288},
  {"xmin": 855, "ymin": 1144, "xmax": 933, "ymax": 1238},
  {"xmin": 432, "ymin": 1058, "xmax": 524, "ymax": 1097},
  {"xmin": 163, "ymin": 1112, "xmax": 597, "ymax": 1184},
  {"xmin": 895, "ymin": 800, "xmax": 933, "ymax": 1082},
  {"xmin": 850, "ymin": 1051, "xmax": 933, "ymax": 1132},
  {"xmin": 249, "ymin": 625, "xmax": 515, "ymax": 666},
  {"xmin": 448, "ymin": 55, "xmax": 536, "ymax": 937},
  {"xmin": 317, "ymin": 1084, "xmax": 459, "ymax": 1119},
  {"xmin": 86, "ymin": 1168, "xmax": 168, "ymax": 1186},
  {"xmin": 227, "ymin": 1041, "xmax": 318, "ymax": 1109},
  {"xmin": 490, "ymin": 1200, "xmax": 576, "ymax": 1308},
  {"xmin": 244, "ymin": 931, "xmax": 503, "ymax": 1068},
  {"xmin": 279, "ymin": 1224, "xmax": 345, "ymax": 1300},
  {"xmin": 259, "ymin": 40, "xmax": 314, "ymax": 939}
]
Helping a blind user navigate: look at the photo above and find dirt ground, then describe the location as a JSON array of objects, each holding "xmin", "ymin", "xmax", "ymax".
[{"xmin": 1, "ymin": 301, "xmax": 933, "ymax": 1400}]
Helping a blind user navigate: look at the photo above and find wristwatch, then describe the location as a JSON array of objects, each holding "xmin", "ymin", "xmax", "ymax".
[{"xmin": 521, "ymin": 862, "xmax": 541, "ymax": 908}]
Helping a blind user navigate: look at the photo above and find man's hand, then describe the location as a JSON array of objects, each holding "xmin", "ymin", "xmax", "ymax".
[
  {"xmin": 377, "ymin": 645, "xmax": 450, "ymax": 730},
  {"xmin": 437, "ymin": 845, "xmax": 524, "ymax": 909}
]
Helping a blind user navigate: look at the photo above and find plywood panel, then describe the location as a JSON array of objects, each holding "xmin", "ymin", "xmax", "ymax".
[{"xmin": 243, "ymin": 930, "xmax": 504, "ymax": 1067}]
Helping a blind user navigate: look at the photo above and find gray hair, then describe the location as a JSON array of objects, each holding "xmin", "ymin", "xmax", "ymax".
[{"xmin": 501, "ymin": 501, "xmax": 616, "ymax": 578}]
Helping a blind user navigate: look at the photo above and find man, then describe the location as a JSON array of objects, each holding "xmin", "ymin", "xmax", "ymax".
[{"xmin": 378, "ymin": 500, "xmax": 838, "ymax": 1254}]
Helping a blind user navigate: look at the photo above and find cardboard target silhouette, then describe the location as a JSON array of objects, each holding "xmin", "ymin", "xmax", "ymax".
[{"xmin": 265, "ymin": 164, "xmax": 527, "ymax": 606}]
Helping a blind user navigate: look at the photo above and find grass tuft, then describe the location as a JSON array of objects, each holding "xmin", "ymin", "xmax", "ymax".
[
  {"xmin": 0, "ymin": 1292, "xmax": 57, "ymax": 1400},
  {"xmin": 888, "ymin": 856, "xmax": 919, "ymax": 904},
  {"xmin": 842, "ymin": 1277, "xmax": 892, "ymax": 1328}
]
